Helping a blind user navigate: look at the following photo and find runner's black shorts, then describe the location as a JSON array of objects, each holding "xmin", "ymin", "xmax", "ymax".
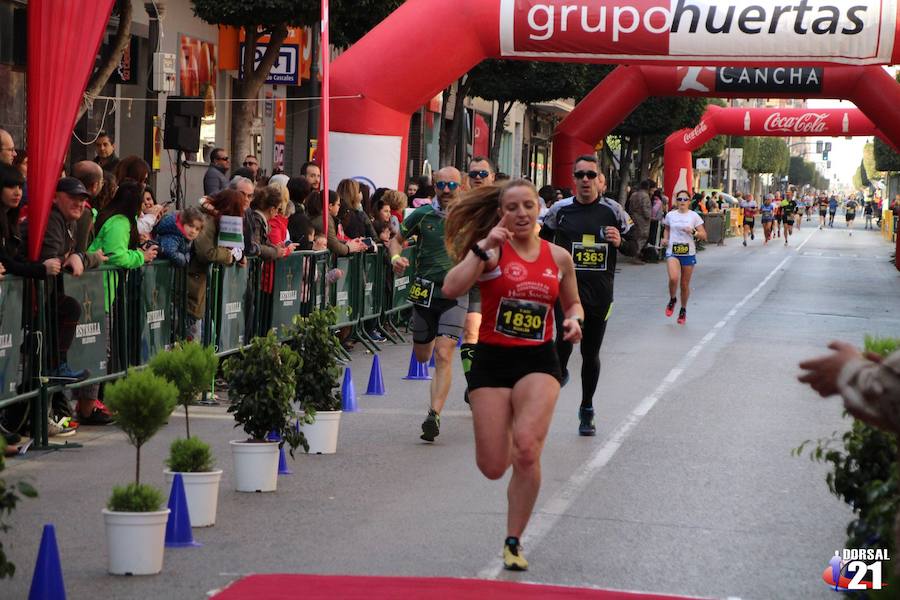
[
  {"xmin": 468, "ymin": 342, "xmax": 562, "ymax": 391},
  {"xmin": 775, "ymin": 215, "xmax": 782, "ymax": 222},
  {"xmin": 743, "ymin": 218, "xmax": 755, "ymax": 228},
  {"xmin": 785, "ymin": 218, "xmax": 795, "ymax": 226},
  {"xmin": 410, "ymin": 296, "xmax": 467, "ymax": 344},
  {"xmin": 819, "ymin": 210, "xmax": 827, "ymax": 217}
]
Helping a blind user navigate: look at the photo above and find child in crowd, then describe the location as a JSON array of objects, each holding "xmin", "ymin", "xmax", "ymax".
[
  {"xmin": 155, "ymin": 206, "xmax": 205, "ymax": 267},
  {"xmin": 138, "ymin": 185, "xmax": 167, "ymax": 243},
  {"xmin": 384, "ymin": 190, "xmax": 408, "ymax": 236}
]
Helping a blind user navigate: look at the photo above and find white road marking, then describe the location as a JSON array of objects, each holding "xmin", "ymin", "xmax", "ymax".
[{"xmin": 478, "ymin": 230, "xmax": 816, "ymax": 579}]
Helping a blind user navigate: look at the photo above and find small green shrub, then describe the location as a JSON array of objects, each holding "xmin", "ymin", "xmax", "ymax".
[
  {"xmin": 796, "ymin": 336, "xmax": 900, "ymax": 555},
  {"xmin": 224, "ymin": 331, "xmax": 307, "ymax": 455},
  {"xmin": 166, "ymin": 437, "xmax": 216, "ymax": 473},
  {"xmin": 284, "ymin": 309, "xmax": 343, "ymax": 422},
  {"xmin": 0, "ymin": 438, "xmax": 37, "ymax": 578},
  {"xmin": 104, "ymin": 369, "xmax": 178, "ymax": 484},
  {"xmin": 107, "ymin": 483, "xmax": 164, "ymax": 513},
  {"xmin": 149, "ymin": 342, "xmax": 218, "ymax": 438}
]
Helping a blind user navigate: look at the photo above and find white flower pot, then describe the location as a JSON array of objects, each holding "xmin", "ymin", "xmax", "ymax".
[
  {"xmin": 230, "ymin": 440, "xmax": 279, "ymax": 492},
  {"xmin": 102, "ymin": 508, "xmax": 170, "ymax": 575},
  {"xmin": 164, "ymin": 469, "xmax": 223, "ymax": 527},
  {"xmin": 298, "ymin": 410, "xmax": 342, "ymax": 454}
]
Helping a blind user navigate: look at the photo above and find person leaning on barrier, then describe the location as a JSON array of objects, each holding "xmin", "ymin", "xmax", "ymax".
[
  {"xmin": 88, "ymin": 181, "xmax": 158, "ymax": 269},
  {"xmin": 0, "ymin": 163, "xmax": 57, "ymax": 278},
  {"xmin": 71, "ymin": 161, "xmax": 105, "ymax": 254},
  {"xmin": 248, "ymin": 185, "xmax": 299, "ymax": 261},
  {"xmin": 186, "ymin": 189, "xmax": 247, "ymax": 340},
  {"xmin": 27, "ymin": 178, "xmax": 109, "ymax": 387}
]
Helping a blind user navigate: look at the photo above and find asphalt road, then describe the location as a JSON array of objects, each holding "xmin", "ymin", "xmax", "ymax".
[{"xmin": 5, "ymin": 221, "xmax": 898, "ymax": 599}]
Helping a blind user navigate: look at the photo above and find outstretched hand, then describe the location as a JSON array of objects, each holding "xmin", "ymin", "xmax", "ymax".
[{"xmin": 797, "ymin": 341, "xmax": 863, "ymax": 397}]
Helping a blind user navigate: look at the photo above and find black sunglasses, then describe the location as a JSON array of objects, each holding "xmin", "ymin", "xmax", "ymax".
[
  {"xmin": 468, "ymin": 170, "xmax": 490, "ymax": 179},
  {"xmin": 435, "ymin": 181, "xmax": 459, "ymax": 191},
  {"xmin": 216, "ymin": 155, "xmax": 230, "ymax": 161},
  {"xmin": 574, "ymin": 170, "xmax": 598, "ymax": 180}
]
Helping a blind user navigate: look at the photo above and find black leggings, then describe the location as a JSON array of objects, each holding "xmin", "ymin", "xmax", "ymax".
[{"xmin": 555, "ymin": 300, "xmax": 611, "ymax": 409}]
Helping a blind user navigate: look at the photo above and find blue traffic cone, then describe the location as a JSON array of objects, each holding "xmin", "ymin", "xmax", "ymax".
[
  {"xmin": 165, "ymin": 474, "xmax": 201, "ymax": 548},
  {"xmin": 278, "ymin": 445, "xmax": 293, "ymax": 475},
  {"xmin": 28, "ymin": 524, "xmax": 65, "ymax": 600},
  {"xmin": 342, "ymin": 367, "xmax": 358, "ymax": 412},
  {"xmin": 428, "ymin": 349, "xmax": 436, "ymax": 368},
  {"xmin": 266, "ymin": 431, "xmax": 280, "ymax": 442},
  {"xmin": 365, "ymin": 355, "xmax": 386, "ymax": 395},
  {"xmin": 403, "ymin": 349, "xmax": 431, "ymax": 380}
]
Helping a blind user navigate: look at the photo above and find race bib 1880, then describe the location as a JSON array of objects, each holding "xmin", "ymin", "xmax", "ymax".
[{"xmin": 672, "ymin": 243, "xmax": 691, "ymax": 256}]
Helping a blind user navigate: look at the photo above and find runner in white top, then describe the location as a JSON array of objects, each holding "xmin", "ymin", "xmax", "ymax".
[{"xmin": 661, "ymin": 191, "xmax": 707, "ymax": 325}]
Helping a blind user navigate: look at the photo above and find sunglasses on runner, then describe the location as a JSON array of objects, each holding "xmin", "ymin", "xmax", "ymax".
[
  {"xmin": 574, "ymin": 170, "xmax": 598, "ymax": 180},
  {"xmin": 676, "ymin": 196, "xmax": 691, "ymax": 202},
  {"xmin": 435, "ymin": 181, "xmax": 459, "ymax": 191},
  {"xmin": 468, "ymin": 169, "xmax": 490, "ymax": 179}
]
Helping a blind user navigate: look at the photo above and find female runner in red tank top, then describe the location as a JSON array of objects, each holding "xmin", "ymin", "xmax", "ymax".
[{"xmin": 443, "ymin": 179, "xmax": 584, "ymax": 572}]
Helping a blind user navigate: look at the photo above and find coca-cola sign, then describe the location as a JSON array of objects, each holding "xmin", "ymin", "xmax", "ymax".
[
  {"xmin": 682, "ymin": 120, "xmax": 708, "ymax": 145},
  {"xmin": 763, "ymin": 112, "xmax": 829, "ymax": 134}
]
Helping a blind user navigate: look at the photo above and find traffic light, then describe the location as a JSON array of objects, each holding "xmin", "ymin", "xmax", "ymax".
[
  {"xmin": 816, "ymin": 141, "xmax": 824, "ymax": 153},
  {"xmin": 823, "ymin": 151, "xmax": 829, "ymax": 161}
]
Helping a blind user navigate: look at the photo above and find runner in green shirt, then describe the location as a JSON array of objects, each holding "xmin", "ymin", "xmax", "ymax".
[{"xmin": 389, "ymin": 166, "xmax": 468, "ymax": 442}]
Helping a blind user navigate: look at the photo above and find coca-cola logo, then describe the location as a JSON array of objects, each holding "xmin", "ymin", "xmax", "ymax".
[
  {"xmin": 763, "ymin": 113, "xmax": 829, "ymax": 134},
  {"xmin": 683, "ymin": 121, "xmax": 708, "ymax": 145}
]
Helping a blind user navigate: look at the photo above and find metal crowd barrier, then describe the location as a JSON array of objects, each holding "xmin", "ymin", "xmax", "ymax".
[{"xmin": 0, "ymin": 244, "xmax": 421, "ymax": 447}]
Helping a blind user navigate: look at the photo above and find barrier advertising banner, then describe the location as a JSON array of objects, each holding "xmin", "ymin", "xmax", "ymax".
[
  {"xmin": 65, "ymin": 272, "xmax": 110, "ymax": 379},
  {"xmin": 0, "ymin": 279, "xmax": 23, "ymax": 399},
  {"xmin": 219, "ymin": 265, "xmax": 249, "ymax": 353},
  {"xmin": 137, "ymin": 263, "xmax": 174, "ymax": 364}
]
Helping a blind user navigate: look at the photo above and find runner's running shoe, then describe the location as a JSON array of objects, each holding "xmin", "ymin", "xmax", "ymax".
[
  {"xmin": 677, "ymin": 308, "xmax": 687, "ymax": 325},
  {"xmin": 420, "ymin": 409, "xmax": 440, "ymax": 442},
  {"xmin": 48, "ymin": 362, "xmax": 89, "ymax": 383},
  {"xmin": 578, "ymin": 406, "xmax": 596, "ymax": 436},
  {"xmin": 503, "ymin": 537, "xmax": 528, "ymax": 571},
  {"xmin": 665, "ymin": 298, "xmax": 677, "ymax": 317}
]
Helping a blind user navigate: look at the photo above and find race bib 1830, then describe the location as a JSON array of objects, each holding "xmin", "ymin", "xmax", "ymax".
[{"xmin": 495, "ymin": 298, "xmax": 549, "ymax": 341}]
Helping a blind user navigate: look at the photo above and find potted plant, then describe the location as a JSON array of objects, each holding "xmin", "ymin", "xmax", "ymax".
[
  {"xmin": 223, "ymin": 331, "xmax": 306, "ymax": 492},
  {"xmin": 101, "ymin": 369, "xmax": 178, "ymax": 575},
  {"xmin": 285, "ymin": 309, "xmax": 344, "ymax": 454},
  {"xmin": 150, "ymin": 342, "xmax": 222, "ymax": 526}
]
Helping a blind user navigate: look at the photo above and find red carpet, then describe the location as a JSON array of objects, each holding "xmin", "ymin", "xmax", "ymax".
[{"xmin": 212, "ymin": 574, "xmax": 705, "ymax": 599}]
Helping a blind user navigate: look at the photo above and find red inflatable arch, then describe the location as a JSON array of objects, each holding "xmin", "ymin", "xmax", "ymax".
[
  {"xmin": 330, "ymin": 0, "xmax": 900, "ymax": 189},
  {"xmin": 552, "ymin": 65, "xmax": 900, "ymax": 191},
  {"xmin": 662, "ymin": 105, "xmax": 889, "ymax": 201}
]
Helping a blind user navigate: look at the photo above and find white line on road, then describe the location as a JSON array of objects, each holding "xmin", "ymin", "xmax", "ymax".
[{"xmin": 477, "ymin": 230, "xmax": 816, "ymax": 580}]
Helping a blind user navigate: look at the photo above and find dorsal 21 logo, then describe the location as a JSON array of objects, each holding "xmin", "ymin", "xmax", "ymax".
[{"xmin": 822, "ymin": 548, "xmax": 890, "ymax": 591}]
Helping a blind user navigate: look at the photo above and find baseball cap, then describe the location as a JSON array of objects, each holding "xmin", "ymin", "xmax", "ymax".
[{"xmin": 56, "ymin": 177, "xmax": 90, "ymax": 198}]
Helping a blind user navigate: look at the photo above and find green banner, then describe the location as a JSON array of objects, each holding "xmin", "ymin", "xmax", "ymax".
[
  {"xmin": 0, "ymin": 278, "xmax": 23, "ymax": 399},
  {"xmin": 361, "ymin": 252, "xmax": 379, "ymax": 319},
  {"xmin": 64, "ymin": 271, "xmax": 110, "ymax": 378},
  {"xmin": 137, "ymin": 263, "xmax": 174, "ymax": 364},
  {"xmin": 271, "ymin": 254, "xmax": 304, "ymax": 336},
  {"xmin": 332, "ymin": 256, "xmax": 354, "ymax": 327},
  {"xmin": 391, "ymin": 246, "xmax": 417, "ymax": 311},
  {"xmin": 218, "ymin": 265, "xmax": 249, "ymax": 353}
]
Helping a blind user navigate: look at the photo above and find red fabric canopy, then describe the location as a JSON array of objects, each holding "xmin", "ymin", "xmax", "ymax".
[{"xmin": 27, "ymin": 0, "xmax": 115, "ymax": 260}]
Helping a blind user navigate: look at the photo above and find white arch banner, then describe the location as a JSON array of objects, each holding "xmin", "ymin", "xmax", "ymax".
[{"xmin": 500, "ymin": 0, "xmax": 899, "ymax": 64}]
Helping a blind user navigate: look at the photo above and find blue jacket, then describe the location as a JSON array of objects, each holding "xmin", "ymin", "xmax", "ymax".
[{"xmin": 155, "ymin": 213, "xmax": 192, "ymax": 267}]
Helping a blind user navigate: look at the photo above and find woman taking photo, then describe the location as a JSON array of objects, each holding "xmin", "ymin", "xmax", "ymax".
[
  {"xmin": 442, "ymin": 180, "xmax": 583, "ymax": 572},
  {"xmin": 662, "ymin": 190, "xmax": 707, "ymax": 325}
]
